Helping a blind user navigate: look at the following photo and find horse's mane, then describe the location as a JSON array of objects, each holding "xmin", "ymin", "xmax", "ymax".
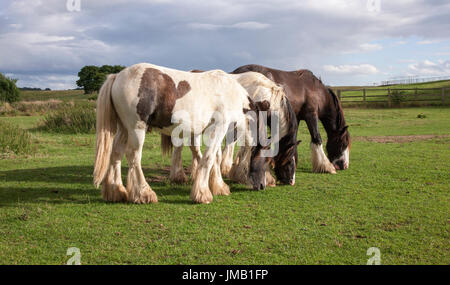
[{"xmin": 328, "ymin": 88, "xmax": 346, "ymax": 131}]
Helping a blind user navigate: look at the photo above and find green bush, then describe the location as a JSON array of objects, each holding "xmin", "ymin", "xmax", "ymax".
[
  {"xmin": 0, "ymin": 73, "xmax": 21, "ymax": 103},
  {"xmin": 0, "ymin": 120, "xmax": 34, "ymax": 156},
  {"xmin": 41, "ymin": 103, "xmax": 96, "ymax": 133}
]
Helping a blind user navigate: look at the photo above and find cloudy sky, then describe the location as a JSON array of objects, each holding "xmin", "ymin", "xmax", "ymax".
[{"xmin": 1, "ymin": 0, "xmax": 450, "ymax": 89}]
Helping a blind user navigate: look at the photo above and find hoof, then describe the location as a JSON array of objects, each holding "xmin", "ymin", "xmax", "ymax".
[
  {"xmin": 220, "ymin": 165, "xmax": 232, "ymax": 178},
  {"xmin": 211, "ymin": 183, "xmax": 230, "ymax": 196},
  {"xmin": 102, "ymin": 184, "xmax": 128, "ymax": 202},
  {"xmin": 170, "ymin": 171, "xmax": 188, "ymax": 184},
  {"xmin": 312, "ymin": 162, "xmax": 336, "ymax": 174},
  {"xmin": 129, "ymin": 186, "xmax": 158, "ymax": 204},
  {"xmin": 190, "ymin": 188, "xmax": 213, "ymax": 204}
]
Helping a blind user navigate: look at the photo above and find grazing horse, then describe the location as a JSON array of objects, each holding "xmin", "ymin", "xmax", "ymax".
[
  {"xmin": 167, "ymin": 71, "xmax": 299, "ymax": 190},
  {"xmin": 232, "ymin": 65, "xmax": 351, "ymax": 173},
  {"xmin": 93, "ymin": 63, "xmax": 256, "ymax": 204}
]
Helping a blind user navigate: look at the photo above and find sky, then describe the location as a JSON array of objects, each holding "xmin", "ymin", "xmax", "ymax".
[{"xmin": 0, "ymin": 0, "xmax": 450, "ymax": 89}]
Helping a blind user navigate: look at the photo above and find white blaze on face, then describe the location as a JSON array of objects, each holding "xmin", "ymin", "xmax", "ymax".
[
  {"xmin": 290, "ymin": 157, "xmax": 296, "ymax": 185},
  {"xmin": 333, "ymin": 146, "xmax": 350, "ymax": 169}
]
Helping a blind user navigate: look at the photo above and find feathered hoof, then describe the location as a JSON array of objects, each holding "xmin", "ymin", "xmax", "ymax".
[
  {"xmin": 170, "ymin": 171, "xmax": 188, "ymax": 184},
  {"xmin": 211, "ymin": 182, "xmax": 230, "ymax": 196},
  {"xmin": 102, "ymin": 184, "xmax": 128, "ymax": 202},
  {"xmin": 190, "ymin": 187, "xmax": 213, "ymax": 204},
  {"xmin": 128, "ymin": 186, "xmax": 158, "ymax": 204},
  {"xmin": 220, "ymin": 165, "xmax": 232, "ymax": 178},
  {"xmin": 312, "ymin": 162, "xmax": 337, "ymax": 174}
]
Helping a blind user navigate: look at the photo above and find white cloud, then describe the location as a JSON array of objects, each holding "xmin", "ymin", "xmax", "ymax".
[
  {"xmin": 188, "ymin": 21, "xmax": 270, "ymax": 30},
  {"xmin": 359, "ymin": 43, "xmax": 383, "ymax": 52},
  {"xmin": 408, "ymin": 59, "xmax": 450, "ymax": 75},
  {"xmin": 417, "ymin": 40, "xmax": 440, "ymax": 45},
  {"xmin": 323, "ymin": 64, "xmax": 379, "ymax": 75}
]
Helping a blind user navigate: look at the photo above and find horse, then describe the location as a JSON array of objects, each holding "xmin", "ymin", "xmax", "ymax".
[
  {"xmin": 232, "ymin": 64, "xmax": 351, "ymax": 173},
  {"xmin": 166, "ymin": 71, "xmax": 299, "ymax": 190},
  {"xmin": 93, "ymin": 63, "xmax": 260, "ymax": 204}
]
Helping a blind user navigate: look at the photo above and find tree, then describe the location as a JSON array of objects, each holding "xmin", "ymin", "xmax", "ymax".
[
  {"xmin": 0, "ymin": 73, "xmax": 20, "ymax": 103},
  {"xmin": 76, "ymin": 65, "xmax": 126, "ymax": 94}
]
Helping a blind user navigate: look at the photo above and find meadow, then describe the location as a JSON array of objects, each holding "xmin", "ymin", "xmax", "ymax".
[{"xmin": 0, "ymin": 89, "xmax": 449, "ymax": 264}]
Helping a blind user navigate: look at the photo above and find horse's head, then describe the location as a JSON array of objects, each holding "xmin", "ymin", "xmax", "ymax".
[
  {"xmin": 246, "ymin": 98, "xmax": 272, "ymax": 190},
  {"xmin": 326, "ymin": 125, "xmax": 351, "ymax": 170},
  {"xmin": 273, "ymin": 139, "xmax": 300, "ymax": 185},
  {"xmin": 249, "ymin": 144, "xmax": 272, "ymax": 190}
]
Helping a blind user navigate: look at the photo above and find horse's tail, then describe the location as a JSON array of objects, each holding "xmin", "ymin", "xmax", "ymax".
[
  {"xmin": 93, "ymin": 74, "xmax": 118, "ymax": 188},
  {"xmin": 161, "ymin": 134, "xmax": 173, "ymax": 156}
]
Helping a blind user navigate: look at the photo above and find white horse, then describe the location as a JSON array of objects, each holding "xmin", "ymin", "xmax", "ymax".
[
  {"xmin": 93, "ymin": 63, "xmax": 255, "ymax": 204},
  {"xmin": 168, "ymin": 71, "xmax": 299, "ymax": 189}
]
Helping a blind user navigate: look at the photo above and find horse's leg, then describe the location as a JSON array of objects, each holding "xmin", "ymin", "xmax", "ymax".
[
  {"xmin": 229, "ymin": 146, "xmax": 251, "ymax": 185},
  {"xmin": 169, "ymin": 146, "xmax": 188, "ymax": 183},
  {"xmin": 125, "ymin": 128, "xmax": 158, "ymax": 204},
  {"xmin": 221, "ymin": 142, "xmax": 235, "ymax": 177},
  {"xmin": 305, "ymin": 114, "xmax": 336, "ymax": 174},
  {"xmin": 190, "ymin": 127, "xmax": 227, "ymax": 204},
  {"xmin": 209, "ymin": 145, "xmax": 230, "ymax": 196},
  {"xmin": 189, "ymin": 144, "xmax": 202, "ymax": 180},
  {"xmin": 101, "ymin": 122, "xmax": 128, "ymax": 202},
  {"xmin": 265, "ymin": 167, "xmax": 276, "ymax": 187}
]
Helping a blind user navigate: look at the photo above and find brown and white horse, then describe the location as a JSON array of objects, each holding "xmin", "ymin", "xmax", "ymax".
[
  {"xmin": 93, "ymin": 63, "xmax": 257, "ymax": 204},
  {"xmin": 232, "ymin": 65, "xmax": 351, "ymax": 173},
  {"xmin": 167, "ymin": 71, "xmax": 299, "ymax": 189}
]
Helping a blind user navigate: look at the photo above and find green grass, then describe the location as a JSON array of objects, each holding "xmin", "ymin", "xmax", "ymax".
[
  {"xmin": 0, "ymin": 120, "xmax": 35, "ymax": 156},
  {"xmin": 39, "ymin": 103, "xmax": 96, "ymax": 134},
  {"xmin": 0, "ymin": 107, "xmax": 449, "ymax": 264}
]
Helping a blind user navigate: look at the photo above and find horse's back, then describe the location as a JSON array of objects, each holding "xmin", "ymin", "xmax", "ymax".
[{"xmin": 111, "ymin": 63, "xmax": 249, "ymax": 132}]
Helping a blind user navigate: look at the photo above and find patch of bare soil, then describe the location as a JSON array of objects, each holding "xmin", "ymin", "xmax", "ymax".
[{"xmin": 355, "ymin": 134, "xmax": 450, "ymax": 143}]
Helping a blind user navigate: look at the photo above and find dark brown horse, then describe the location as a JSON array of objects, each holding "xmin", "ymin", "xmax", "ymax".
[{"xmin": 232, "ymin": 64, "xmax": 351, "ymax": 173}]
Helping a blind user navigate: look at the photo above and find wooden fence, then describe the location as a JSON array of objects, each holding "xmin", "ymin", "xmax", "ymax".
[{"xmin": 333, "ymin": 87, "xmax": 450, "ymax": 106}]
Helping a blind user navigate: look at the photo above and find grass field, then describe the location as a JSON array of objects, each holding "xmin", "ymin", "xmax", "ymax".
[{"xmin": 0, "ymin": 104, "xmax": 449, "ymax": 264}]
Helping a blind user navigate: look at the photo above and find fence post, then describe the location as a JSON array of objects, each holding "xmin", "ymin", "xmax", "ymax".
[
  {"xmin": 363, "ymin": 88, "xmax": 366, "ymax": 103},
  {"xmin": 387, "ymin": 88, "xmax": 391, "ymax": 107},
  {"xmin": 442, "ymin": 88, "xmax": 445, "ymax": 105},
  {"xmin": 337, "ymin": 90, "xmax": 341, "ymax": 100}
]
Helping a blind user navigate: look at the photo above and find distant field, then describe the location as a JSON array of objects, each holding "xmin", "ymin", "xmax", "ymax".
[
  {"xmin": 333, "ymin": 80, "xmax": 450, "ymax": 105},
  {"xmin": 0, "ymin": 107, "xmax": 449, "ymax": 264},
  {"xmin": 20, "ymin": 89, "xmax": 95, "ymax": 102}
]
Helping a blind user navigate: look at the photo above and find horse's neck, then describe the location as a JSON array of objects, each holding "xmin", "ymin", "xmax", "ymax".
[
  {"xmin": 320, "ymin": 106, "xmax": 343, "ymax": 138},
  {"xmin": 270, "ymin": 97, "xmax": 289, "ymax": 138}
]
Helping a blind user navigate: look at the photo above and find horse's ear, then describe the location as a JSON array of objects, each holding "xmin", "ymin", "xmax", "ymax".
[
  {"xmin": 256, "ymin": 100, "xmax": 270, "ymax": 111},
  {"xmin": 296, "ymin": 140, "xmax": 302, "ymax": 145}
]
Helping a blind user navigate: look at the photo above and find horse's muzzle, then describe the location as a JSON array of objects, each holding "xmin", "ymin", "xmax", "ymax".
[{"xmin": 333, "ymin": 160, "xmax": 348, "ymax": 170}]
